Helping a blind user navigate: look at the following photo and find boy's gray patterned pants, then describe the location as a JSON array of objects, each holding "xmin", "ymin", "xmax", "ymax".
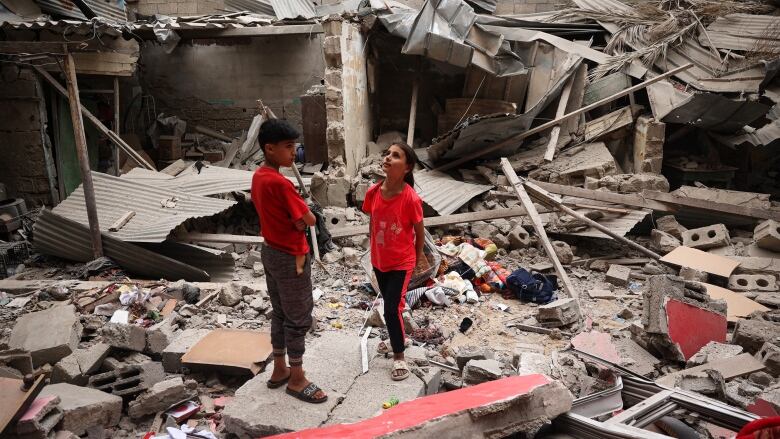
[{"xmin": 261, "ymin": 245, "xmax": 313, "ymax": 362}]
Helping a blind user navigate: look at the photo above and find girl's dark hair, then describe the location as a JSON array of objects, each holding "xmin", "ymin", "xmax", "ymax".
[{"xmin": 390, "ymin": 141, "xmax": 418, "ymax": 188}]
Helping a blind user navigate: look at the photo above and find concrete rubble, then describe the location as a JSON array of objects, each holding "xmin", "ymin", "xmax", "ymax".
[{"xmin": 1, "ymin": 0, "xmax": 780, "ymax": 437}]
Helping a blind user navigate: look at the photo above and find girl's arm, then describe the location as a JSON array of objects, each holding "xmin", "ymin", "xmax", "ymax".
[{"xmin": 414, "ymin": 221, "xmax": 428, "ymax": 271}]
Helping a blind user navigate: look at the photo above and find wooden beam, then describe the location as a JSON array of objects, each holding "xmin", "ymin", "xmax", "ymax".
[
  {"xmin": 643, "ymin": 191, "xmax": 780, "ymax": 222},
  {"xmin": 531, "ymin": 181, "xmax": 673, "ymax": 212},
  {"xmin": 501, "ymin": 158, "xmax": 578, "ymax": 300},
  {"xmin": 176, "ymin": 232, "xmax": 264, "ymax": 245},
  {"xmin": 33, "ymin": 66, "xmax": 155, "ymax": 170},
  {"xmin": 63, "ymin": 52, "xmax": 103, "ymax": 259},
  {"xmin": 113, "ymin": 77, "xmax": 120, "ymax": 177},
  {"xmin": 330, "ymin": 207, "xmax": 529, "ymax": 238},
  {"xmin": 194, "ymin": 125, "xmax": 233, "ymax": 142},
  {"xmin": 109, "ymin": 211, "xmax": 135, "ymax": 232},
  {"xmin": 435, "ymin": 63, "xmax": 694, "ymax": 172},
  {"xmin": 523, "ymin": 181, "xmax": 662, "ymax": 260},
  {"xmin": 544, "ymin": 75, "xmax": 575, "ymax": 162},
  {"xmin": 0, "ymin": 41, "xmax": 90, "ymax": 54},
  {"xmin": 407, "ymin": 62, "xmax": 420, "ymax": 145},
  {"xmin": 135, "ymin": 24, "xmax": 323, "ymax": 39}
]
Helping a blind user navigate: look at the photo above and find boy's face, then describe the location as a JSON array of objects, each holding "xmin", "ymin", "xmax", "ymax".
[{"xmin": 264, "ymin": 140, "xmax": 297, "ymax": 167}]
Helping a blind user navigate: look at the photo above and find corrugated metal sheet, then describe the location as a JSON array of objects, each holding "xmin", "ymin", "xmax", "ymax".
[
  {"xmin": 141, "ymin": 242, "xmax": 235, "ymax": 282},
  {"xmin": 121, "ymin": 165, "xmax": 309, "ymax": 196},
  {"xmin": 52, "ymin": 172, "xmax": 235, "ymax": 243},
  {"xmin": 714, "ymin": 119, "xmax": 780, "ymax": 147},
  {"xmin": 571, "ymin": 0, "xmax": 770, "ymax": 93},
  {"xmin": 33, "ymin": 209, "xmax": 213, "ymax": 281},
  {"xmin": 662, "ymin": 93, "xmax": 771, "ymax": 133},
  {"xmin": 35, "ymin": 0, "xmax": 127, "ymax": 22},
  {"xmin": 701, "ymin": 14, "xmax": 780, "ymax": 51},
  {"xmin": 224, "ymin": 0, "xmax": 275, "ymax": 16},
  {"xmin": 0, "ymin": 18, "xmax": 123, "ymax": 36},
  {"xmin": 415, "ymin": 170, "xmax": 492, "ymax": 215},
  {"xmin": 535, "ymin": 199, "xmax": 651, "ymax": 239},
  {"xmin": 269, "ymin": 0, "xmax": 316, "ymax": 20}
]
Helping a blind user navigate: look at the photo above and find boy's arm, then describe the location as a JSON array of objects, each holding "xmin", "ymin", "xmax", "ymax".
[{"xmin": 294, "ymin": 210, "xmax": 316, "ymax": 230}]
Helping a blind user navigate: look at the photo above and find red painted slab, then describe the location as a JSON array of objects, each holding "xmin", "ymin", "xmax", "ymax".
[
  {"xmin": 665, "ymin": 299, "xmax": 727, "ymax": 361},
  {"xmin": 748, "ymin": 398, "xmax": 780, "ymax": 418},
  {"xmin": 270, "ymin": 374, "xmax": 552, "ymax": 439},
  {"xmin": 571, "ymin": 331, "xmax": 621, "ymax": 363},
  {"xmin": 18, "ymin": 395, "xmax": 57, "ymax": 422}
]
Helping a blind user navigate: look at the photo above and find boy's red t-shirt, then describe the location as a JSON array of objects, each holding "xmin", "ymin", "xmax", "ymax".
[
  {"xmin": 251, "ymin": 166, "xmax": 310, "ymax": 256},
  {"xmin": 362, "ymin": 182, "xmax": 423, "ymax": 271}
]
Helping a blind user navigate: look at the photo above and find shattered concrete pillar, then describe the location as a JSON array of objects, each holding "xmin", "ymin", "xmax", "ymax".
[
  {"xmin": 322, "ymin": 16, "xmax": 346, "ymax": 165},
  {"xmin": 633, "ymin": 114, "xmax": 664, "ymax": 174}
]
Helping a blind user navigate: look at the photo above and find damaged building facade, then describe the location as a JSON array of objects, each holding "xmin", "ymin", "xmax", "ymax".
[{"xmin": 1, "ymin": 0, "xmax": 780, "ymax": 438}]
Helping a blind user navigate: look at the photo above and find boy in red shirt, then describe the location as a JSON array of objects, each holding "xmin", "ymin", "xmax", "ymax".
[
  {"xmin": 251, "ymin": 119, "xmax": 327, "ymax": 404},
  {"xmin": 363, "ymin": 142, "xmax": 427, "ymax": 381}
]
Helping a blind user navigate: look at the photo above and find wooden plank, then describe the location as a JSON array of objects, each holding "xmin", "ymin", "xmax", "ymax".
[
  {"xmin": 583, "ymin": 72, "xmax": 632, "ymax": 106},
  {"xmin": 656, "ymin": 353, "xmax": 764, "ymax": 387},
  {"xmin": 501, "ymin": 158, "xmax": 579, "ymax": 300},
  {"xmin": 435, "ymin": 63, "xmax": 693, "ymax": 172},
  {"xmin": 330, "ymin": 207, "xmax": 528, "ymax": 238},
  {"xmin": 583, "ymin": 106, "xmax": 634, "ymax": 142},
  {"xmin": 0, "ymin": 41, "xmax": 88, "ymax": 54},
  {"xmin": 176, "ymin": 233, "xmax": 264, "ymax": 245},
  {"xmin": 137, "ymin": 24, "xmax": 323, "ymax": 38},
  {"xmin": 643, "ymin": 190, "xmax": 780, "ymax": 222},
  {"xmin": 544, "ymin": 74, "xmax": 575, "ymax": 162},
  {"xmin": 532, "ymin": 181, "xmax": 673, "ymax": 212},
  {"xmin": 108, "ymin": 211, "xmax": 136, "ymax": 232},
  {"xmin": 301, "ymin": 95, "xmax": 328, "ymax": 164}
]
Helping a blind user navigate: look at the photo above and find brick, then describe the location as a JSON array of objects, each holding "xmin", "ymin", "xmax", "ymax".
[
  {"xmin": 100, "ymin": 323, "xmax": 147, "ymax": 352},
  {"xmin": 38, "ymin": 384, "xmax": 122, "ymax": 436},
  {"xmin": 754, "ymin": 219, "xmax": 780, "ymax": 252},
  {"xmin": 682, "ymin": 224, "xmax": 731, "ymax": 249},
  {"xmin": 606, "ymin": 264, "xmax": 631, "ymax": 287},
  {"xmin": 9, "ymin": 305, "xmax": 82, "ymax": 368},
  {"xmin": 127, "ymin": 377, "xmax": 198, "ymax": 418},
  {"xmin": 88, "ymin": 361, "xmax": 165, "ymax": 398},
  {"xmin": 728, "ymin": 274, "xmax": 778, "ymax": 292}
]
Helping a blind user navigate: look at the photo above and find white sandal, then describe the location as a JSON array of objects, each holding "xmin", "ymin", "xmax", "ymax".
[
  {"xmin": 377, "ymin": 338, "xmax": 411, "ymax": 354},
  {"xmin": 392, "ymin": 360, "xmax": 410, "ymax": 381}
]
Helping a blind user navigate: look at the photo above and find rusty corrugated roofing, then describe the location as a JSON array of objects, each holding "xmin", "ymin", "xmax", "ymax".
[
  {"xmin": 52, "ymin": 172, "xmax": 235, "ymax": 243},
  {"xmin": 414, "ymin": 170, "xmax": 492, "ymax": 216},
  {"xmin": 35, "ymin": 0, "xmax": 126, "ymax": 22}
]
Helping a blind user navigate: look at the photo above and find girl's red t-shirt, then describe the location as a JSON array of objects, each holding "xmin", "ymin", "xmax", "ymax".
[{"xmin": 362, "ymin": 182, "xmax": 423, "ymax": 271}]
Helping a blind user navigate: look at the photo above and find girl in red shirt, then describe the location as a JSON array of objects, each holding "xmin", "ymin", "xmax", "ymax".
[{"xmin": 363, "ymin": 142, "xmax": 427, "ymax": 381}]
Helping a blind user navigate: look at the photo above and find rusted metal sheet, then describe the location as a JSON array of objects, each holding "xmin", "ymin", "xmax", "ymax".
[
  {"xmin": 268, "ymin": 0, "xmax": 316, "ymax": 20},
  {"xmin": 701, "ymin": 14, "xmax": 780, "ymax": 51},
  {"xmin": 661, "ymin": 93, "xmax": 771, "ymax": 133},
  {"xmin": 35, "ymin": 0, "xmax": 126, "ymax": 22},
  {"xmin": 415, "ymin": 170, "xmax": 492, "ymax": 215}
]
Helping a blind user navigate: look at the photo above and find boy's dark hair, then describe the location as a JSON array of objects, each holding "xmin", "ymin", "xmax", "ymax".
[
  {"xmin": 390, "ymin": 141, "xmax": 418, "ymax": 188},
  {"xmin": 258, "ymin": 119, "xmax": 300, "ymax": 153}
]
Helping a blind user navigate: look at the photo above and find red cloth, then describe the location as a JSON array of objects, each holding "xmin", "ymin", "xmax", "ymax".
[
  {"xmin": 251, "ymin": 166, "xmax": 310, "ymax": 255},
  {"xmin": 738, "ymin": 417, "xmax": 780, "ymax": 439},
  {"xmin": 362, "ymin": 182, "xmax": 423, "ymax": 271}
]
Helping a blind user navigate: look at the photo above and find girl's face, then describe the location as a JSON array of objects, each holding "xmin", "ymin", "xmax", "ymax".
[{"xmin": 382, "ymin": 144, "xmax": 411, "ymax": 180}]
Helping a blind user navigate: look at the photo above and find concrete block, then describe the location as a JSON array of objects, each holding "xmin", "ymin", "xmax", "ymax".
[
  {"xmin": 51, "ymin": 353, "xmax": 86, "ymax": 386},
  {"xmin": 462, "ymin": 359, "xmax": 503, "ymax": 385},
  {"xmin": 162, "ymin": 329, "xmax": 211, "ymax": 373},
  {"xmin": 455, "ymin": 346, "xmax": 494, "ymax": 371},
  {"xmin": 15, "ymin": 395, "xmax": 62, "ymax": 436},
  {"xmin": 537, "ymin": 298, "xmax": 580, "ymax": 328},
  {"xmin": 686, "ymin": 341, "xmax": 743, "ymax": 367},
  {"xmin": 127, "ymin": 377, "xmax": 198, "ymax": 418},
  {"xmin": 656, "ymin": 215, "xmax": 686, "ymax": 240},
  {"xmin": 323, "ymin": 36, "xmax": 342, "ymax": 67},
  {"xmin": 9, "ymin": 305, "xmax": 82, "ymax": 367},
  {"xmin": 75, "ymin": 343, "xmax": 111, "ymax": 375},
  {"xmin": 606, "ymin": 264, "xmax": 631, "ymax": 287},
  {"xmin": 39, "ymin": 383, "xmax": 122, "ymax": 436},
  {"xmin": 633, "ymin": 115, "xmax": 665, "ymax": 174},
  {"xmin": 88, "ymin": 361, "xmax": 165, "ymax": 398},
  {"xmin": 286, "ymin": 375, "xmax": 573, "ymax": 438},
  {"xmin": 242, "ymin": 250, "xmax": 262, "ymax": 269},
  {"xmin": 101, "ymin": 323, "xmax": 146, "ymax": 352},
  {"xmin": 507, "ymin": 225, "xmax": 531, "ymax": 249},
  {"xmin": 102, "ymin": 352, "xmax": 151, "ymax": 371},
  {"xmin": 326, "ymin": 176, "xmax": 351, "ymax": 208},
  {"xmin": 145, "ymin": 314, "xmax": 179, "ymax": 355},
  {"xmin": 757, "ymin": 342, "xmax": 780, "ymax": 376},
  {"xmin": 219, "ymin": 282, "xmax": 243, "ymax": 306},
  {"xmin": 650, "ymin": 229, "xmax": 681, "ymax": 254},
  {"xmin": 682, "ymin": 224, "xmax": 731, "ymax": 249},
  {"xmin": 515, "ymin": 352, "xmax": 552, "ymax": 376},
  {"xmin": 733, "ymin": 319, "xmax": 780, "ymax": 354},
  {"xmin": 419, "ymin": 367, "xmax": 442, "ymax": 396},
  {"xmin": 755, "ymin": 219, "xmax": 780, "ymax": 252},
  {"xmin": 729, "ymin": 274, "xmax": 778, "ymax": 292}
]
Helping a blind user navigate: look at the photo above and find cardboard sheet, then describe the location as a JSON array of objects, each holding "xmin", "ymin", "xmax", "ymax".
[
  {"xmin": 659, "ymin": 246, "xmax": 740, "ymax": 278},
  {"xmin": 701, "ymin": 283, "xmax": 770, "ymax": 322},
  {"xmin": 181, "ymin": 329, "xmax": 272, "ymax": 375}
]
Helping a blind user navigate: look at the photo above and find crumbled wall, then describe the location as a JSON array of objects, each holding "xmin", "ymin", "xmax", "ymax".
[
  {"xmin": 139, "ymin": 35, "xmax": 326, "ymax": 135},
  {"xmin": 0, "ymin": 66, "xmax": 55, "ymax": 207}
]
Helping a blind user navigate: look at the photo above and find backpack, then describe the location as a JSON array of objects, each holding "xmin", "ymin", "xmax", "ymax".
[{"xmin": 506, "ymin": 268, "xmax": 558, "ymax": 304}]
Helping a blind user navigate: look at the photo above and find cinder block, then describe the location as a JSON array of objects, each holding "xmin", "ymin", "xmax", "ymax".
[
  {"xmin": 14, "ymin": 395, "xmax": 63, "ymax": 436},
  {"xmin": 88, "ymin": 362, "xmax": 165, "ymax": 398},
  {"xmin": 728, "ymin": 274, "xmax": 778, "ymax": 292},
  {"xmin": 755, "ymin": 219, "xmax": 780, "ymax": 252},
  {"xmin": 682, "ymin": 224, "xmax": 730, "ymax": 249},
  {"xmin": 606, "ymin": 264, "xmax": 631, "ymax": 287}
]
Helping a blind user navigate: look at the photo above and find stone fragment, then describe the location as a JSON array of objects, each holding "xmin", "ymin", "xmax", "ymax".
[
  {"xmin": 552, "ymin": 241, "xmax": 573, "ymax": 265},
  {"xmin": 618, "ymin": 173, "xmax": 669, "ymax": 193},
  {"xmin": 633, "ymin": 115, "xmax": 665, "ymax": 173},
  {"xmin": 101, "ymin": 323, "xmax": 146, "ymax": 352},
  {"xmin": 219, "ymin": 282, "xmax": 242, "ymax": 307},
  {"xmin": 755, "ymin": 219, "xmax": 780, "ymax": 252},
  {"xmin": 733, "ymin": 319, "xmax": 780, "ymax": 354},
  {"xmin": 589, "ymin": 259, "xmax": 609, "ymax": 272},
  {"xmin": 162, "ymin": 329, "xmax": 210, "ymax": 373},
  {"xmin": 492, "ymin": 233, "xmax": 511, "ymax": 249},
  {"xmin": 127, "ymin": 377, "xmax": 198, "ymax": 418},
  {"xmin": 650, "ymin": 229, "xmax": 681, "ymax": 254},
  {"xmin": 587, "ymin": 289, "xmax": 616, "ymax": 299},
  {"xmin": 462, "ymin": 359, "xmax": 502, "ymax": 385},
  {"xmin": 758, "ymin": 342, "xmax": 780, "ymax": 376},
  {"xmin": 470, "ymin": 221, "xmax": 498, "ymax": 239},
  {"xmin": 455, "ymin": 347, "xmax": 494, "ymax": 371},
  {"xmin": 515, "ymin": 352, "xmax": 552, "ymax": 376},
  {"xmin": 686, "ymin": 341, "xmax": 743, "ymax": 367},
  {"xmin": 102, "ymin": 352, "xmax": 151, "ymax": 371},
  {"xmin": 0, "ymin": 349, "xmax": 33, "ymax": 379},
  {"xmin": 679, "ymin": 266, "xmax": 708, "ymax": 283},
  {"xmin": 728, "ymin": 274, "xmax": 778, "ymax": 292},
  {"xmin": 606, "ymin": 264, "xmax": 631, "ymax": 287},
  {"xmin": 537, "ymin": 298, "xmax": 580, "ymax": 328},
  {"xmin": 674, "ymin": 370, "xmax": 723, "ymax": 395},
  {"xmin": 145, "ymin": 314, "xmax": 178, "ymax": 355},
  {"xmin": 656, "ymin": 215, "xmax": 687, "ymax": 240},
  {"xmin": 9, "ymin": 305, "xmax": 82, "ymax": 367},
  {"xmin": 38, "ymin": 383, "xmax": 122, "ymax": 436},
  {"xmin": 507, "ymin": 225, "xmax": 531, "ymax": 249},
  {"xmin": 682, "ymin": 224, "xmax": 731, "ymax": 249},
  {"xmin": 342, "ymin": 247, "xmax": 360, "ymax": 267},
  {"xmin": 749, "ymin": 371, "xmax": 774, "ymax": 388},
  {"xmin": 51, "ymin": 353, "xmax": 86, "ymax": 385},
  {"xmin": 326, "ymin": 176, "xmax": 351, "ymax": 208},
  {"xmin": 252, "ymin": 262, "xmax": 264, "ymax": 277},
  {"xmin": 243, "ymin": 250, "xmax": 262, "ymax": 269}
]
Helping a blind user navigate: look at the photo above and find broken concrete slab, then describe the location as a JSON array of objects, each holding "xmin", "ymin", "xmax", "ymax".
[
  {"xmin": 127, "ymin": 377, "xmax": 198, "ymax": 418},
  {"xmin": 0, "ymin": 349, "xmax": 33, "ymax": 379},
  {"xmin": 100, "ymin": 323, "xmax": 146, "ymax": 352},
  {"xmin": 223, "ymin": 331, "xmax": 378, "ymax": 438},
  {"xmin": 38, "ymin": 383, "xmax": 122, "ymax": 436},
  {"xmin": 613, "ymin": 337, "xmax": 659, "ymax": 377},
  {"xmin": 463, "ymin": 359, "xmax": 503, "ymax": 385},
  {"xmin": 145, "ymin": 313, "xmax": 179, "ymax": 355},
  {"xmin": 9, "ymin": 305, "xmax": 82, "ymax": 367},
  {"xmin": 273, "ymin": 375, "xmax": 573, "ymax": 439},
  {"xmin": 537, "ymin": 298, "xmax": 580, "ymax": 328},
  {"xmin": 606, "ymin": 264, "xmax": 631, "ymax": 287},
  {"xmin": 515, "ymin": 352, "xmax": 552, "ymax": 376},
  {"xmin": 455, "ymin": 346, "xmax": 494, "ymax": 371},
  {"xmin": 650, "ymin": 229, "xmax": 681, "ymax": 254},
  {"xmin": 757, "ymin": 342, "xmax": 780, "ymax": 376},
  {"xmin": 571, "ymin": 331, "xmax": 620, "ymax": 363},
  {"xmin": 161, "ymin": 328, "xmax": 210, "ymax": 373},
  {"xmin": 656, "ymin": 353, "xmax": 765, "ymax": 387},
  {"xmin": 686, "ymin": 341, "xmax": 743, "ymax": 368},
  {"xmin": 51, "ymin": 353, "xmax": 86, "ymax": 386},
  {"xmin": 655, "ymin": 215, "xmax": 686, "ymax": 240},
  {"xmin": 754, "ymin": 219, "xmax": 780, "ymax": 252},
  {"xmin": 733, "ymin": 319, "xmax": 780, "ymax": 354}
]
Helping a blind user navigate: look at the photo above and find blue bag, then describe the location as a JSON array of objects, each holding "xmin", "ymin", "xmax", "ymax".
[{"xmin": 506, "ymin": 268, "xmax": 558, "ymax": 304}]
